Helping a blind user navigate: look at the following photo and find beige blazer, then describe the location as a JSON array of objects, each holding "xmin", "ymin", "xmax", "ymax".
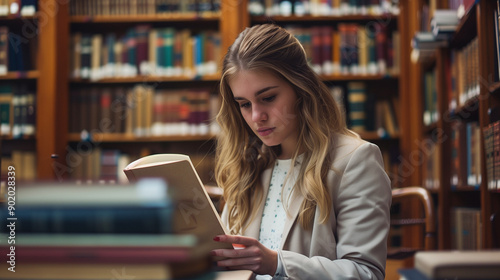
[{"xmin": 222, "ymin": 133, "xmax": 392, "ymax": 280}]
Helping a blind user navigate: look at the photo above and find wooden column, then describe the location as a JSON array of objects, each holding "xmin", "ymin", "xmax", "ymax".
[
  {"xmin": 36, "ymin": 0, "xmax": 69, "ymax": 180},
  {"xmin": 477, "ymin": 0, "xmax": 497, "ymax": 249},
  {"xmin": 220, "ymin": 0, "xmax": 250, "ymax": 55}
]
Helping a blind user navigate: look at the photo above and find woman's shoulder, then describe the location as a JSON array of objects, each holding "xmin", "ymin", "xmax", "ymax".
[{"xmin": 329, "ymin": 131, "xmax": 381, "ymax": 165}]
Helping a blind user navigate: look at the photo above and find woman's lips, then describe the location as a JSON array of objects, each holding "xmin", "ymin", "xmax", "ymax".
[{"xmin": 257, "ymin": 127, "xmax": 274, "ymax": 136}]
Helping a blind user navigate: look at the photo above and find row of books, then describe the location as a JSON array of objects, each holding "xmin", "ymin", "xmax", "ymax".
[
  {"xmin": 71, "ymin": 27, "xmax": 221, "ymax": 80},
  {"xmin": 483, "ymin": 120, "xmax": 500, "ymax": 191},
  {"xmin": 0, "ymin": 0, "xmax": 37, "ymax": 17},
  {"xmin": 448, "ymin": 38, "xmax": 480, "ymax": 112},
  {"xmin": 69, "ymin": 0, "xmax": 221, "ymax": 17},
  {"xmin": 421, "ymin": 38, "xmax": 480, "ymax": 124},
  {"xmin": 66, "ymin": 148, "xmax": 131, "ymax": 184},
  {"xmin": 288, "ymin": 23, "xmax": 400, "ymax": 76},
  {"xmin": 450, "ymin": 207, "xmax": 482, "ymax": 250},
  {"xmin": 68, "ymin": 85, "xmax": 220, "ymax": 137},
  {"xmin": 338, "ymin": 82, "xmax": 399, "ymax": 136},
  {"xmin": 449, "ymin": 121, "xmax": 482, "ymax": 189},
  {"xmin": 0, "ymin": 84, "xmax": 36, "ymax": 138},
  {"xmin": 423, "ymin": 121, "xmax": 482, "ymax": 191},
  {"xmin": 0, "ymin": 150, "xmax": 36, "ymax": 182},
  {"xmin": 0, "ymin": 26, "xmax": 36, "ymax": 74},
  {"xmin": 65, "ymin": 148, "xmax": 216, "ymax": 187},
  {"xmin": 423, "ymin": 69, "xmax": 438, "ymax": 126},
  {"xmin": 0, "ymin": 180, "xmax": 219, "ymax": 279},
  {"xmin": 248, "ymin": 0, "xmax": 399, "ymax": 17},
  {"xmin": 422, "ymin": 137, "xmax": 440, "ymax": 191}
]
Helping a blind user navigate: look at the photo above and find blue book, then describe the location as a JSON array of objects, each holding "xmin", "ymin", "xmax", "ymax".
[{"xmin": 1, "ymin": 179, "xmax": 174, "ymax": 234}]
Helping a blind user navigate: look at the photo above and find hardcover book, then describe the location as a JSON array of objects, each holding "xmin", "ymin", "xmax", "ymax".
[
  {"xmin": 123, "ymin": 153, "xmax": 233, "ymax": 251},
  {"xmin": 414, "ymin": 250, "xmax": 500, "ymax": 279}
]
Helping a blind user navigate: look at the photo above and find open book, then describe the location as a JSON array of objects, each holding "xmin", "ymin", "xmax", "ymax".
[{"xmin": 123, "ymin": 154, "xmax": 232, "ymax": 252}]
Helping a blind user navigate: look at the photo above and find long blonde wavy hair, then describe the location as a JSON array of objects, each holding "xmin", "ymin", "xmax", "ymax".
[{"xmin": 215, "ymin": 24, "xmax": 354, "ymax": 235}]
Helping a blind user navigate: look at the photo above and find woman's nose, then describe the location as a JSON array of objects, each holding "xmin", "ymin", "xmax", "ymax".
[{"xmin": 252, "ymin": 105, "xmax": 267, "ymax": 123}]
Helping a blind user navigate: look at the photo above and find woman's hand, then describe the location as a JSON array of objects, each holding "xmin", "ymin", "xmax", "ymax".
[{"xmin": 211, "ymin": 235, "xmax": 278, "ymax": 276}]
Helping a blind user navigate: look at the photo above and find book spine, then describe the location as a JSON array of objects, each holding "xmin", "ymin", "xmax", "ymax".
[
  {"xmin": 0, "ymin": 26, "xmax": 8, "ymax": 75},
  {"xmin": 4, "ymin": 206, "xmax": 174, "ymax": 234},
  {"xmin": 347, "ymin": 81, "xmax": 367, "ymax": 132}
]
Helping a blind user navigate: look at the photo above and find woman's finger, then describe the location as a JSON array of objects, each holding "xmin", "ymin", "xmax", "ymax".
[
  {"xmin": 214, "ymin": 234, "xmax": 257, "ymax": 246},
  {"xmin": 217, "ymin": 256, "xmax": 262, "ymax": 267},
  {"xmin": 211, "ymin": 245, "xmax": 260, "ymax": 258}
]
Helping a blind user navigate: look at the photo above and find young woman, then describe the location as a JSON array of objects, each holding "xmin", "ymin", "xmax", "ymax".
[{"xmin": 212, "ymin": 24, "xmax": 391, "ymax": 280}]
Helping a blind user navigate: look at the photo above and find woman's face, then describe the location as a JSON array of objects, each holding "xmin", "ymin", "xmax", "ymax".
[{"xmin": 229, "ymin": 69, "xmax": 300, "ymax": 159}]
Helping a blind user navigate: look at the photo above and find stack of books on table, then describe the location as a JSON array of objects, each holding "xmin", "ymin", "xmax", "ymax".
[
  {"xmin": 0, "ymin": 179, "xmax": 217, "ymax": 280},
  {"xmin": 399, "ymin": 250, "xmax": 500, "ymax": 280}
]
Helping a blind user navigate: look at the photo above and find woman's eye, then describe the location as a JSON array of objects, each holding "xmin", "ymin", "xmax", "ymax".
[
  {"xmin": 239, "ymin": 102, "xmax": 251, "ymax": 108},
  {"xmin": 263, "ymin": 95, "xmax": 276, "ymax": 102}
]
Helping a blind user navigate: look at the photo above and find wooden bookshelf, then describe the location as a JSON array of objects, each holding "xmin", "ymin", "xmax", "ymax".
[
  {"xmin": 15, "ymin": 0, "xmax": 245, "ymax": 183},
  {"xmin": 408, "ymin": 0, "xmax": 500, "ymax": 250},
  {"xmin": 245, "ymin": 1, "xmax": 405, "ymax": 189}
]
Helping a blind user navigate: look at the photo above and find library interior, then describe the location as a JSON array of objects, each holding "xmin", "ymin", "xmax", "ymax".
[{"xmin": 0, "ymin": 0, "xmax": 500, "ymax": 279}]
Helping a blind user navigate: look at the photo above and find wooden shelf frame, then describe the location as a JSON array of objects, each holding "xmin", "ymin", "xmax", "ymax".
[
  {"xmin": 408, "ymin": 0, "xmax": 500, "ymax": 250},
  {"xmin": 0, "ymin": 71, "xmax": 39, "ymax": 80},
  {"xmin": 20, "ymin": 0, "xmax": 246, "ymax": 181}
]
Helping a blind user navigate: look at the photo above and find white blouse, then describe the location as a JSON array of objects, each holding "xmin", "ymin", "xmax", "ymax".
[{"xmin": 257, "ymin": 158, "xmax": 299, "ymax": 280}]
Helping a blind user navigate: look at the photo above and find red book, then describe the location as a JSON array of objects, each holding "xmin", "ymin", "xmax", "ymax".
[
  {"xmin": 311, "ymin": 26, "xmax": 322, "ymax": 73},
  {"xmin": 375, "ymin": 23, "xmax": 387, "ymax": 74},
  {"xmin": 321, "ymin": 26, "xmax": 333, "ymax": 74},
  {"xmin": 100, "ymin": 88, "xmax": 112, "ymax": 133},
  {"xmin": 135, "ymin": 25, "xmax": 150, "ymax": 75}
]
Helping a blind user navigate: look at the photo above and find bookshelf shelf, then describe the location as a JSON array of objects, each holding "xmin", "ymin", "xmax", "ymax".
[
  {"xmin": 0, "ymin": 15, "xmax": 36, "ymax": 21},
  {"xmin": 69, "ymin": 74, "xmax": 220, "ymax": 84},
  {"xmin": 321, "ymin": 74, "xmax": 399, "ymax": 81},
  {"xmin": 70, "ymin": 14, "xmax": 220, "ymax": 23},
  {"xmin": 67, "ymin": 133, "xmax": 215, "ymax": 143},
  {"xmin": 450, "ymin": 3, "xmax": 477, "ymax": 49},
  {"xmin": 0, "ymin": 71, "xmax": 39, "ymax": 80},
  {"xmin": 452, "ymin": 97, "xmax": 480, "ymax": 120},
  {"xmin": 251, "ymin": 14, "xmax": 398, "ymax": 23}
]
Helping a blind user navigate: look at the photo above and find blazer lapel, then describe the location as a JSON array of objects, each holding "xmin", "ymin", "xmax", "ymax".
[{"xmin": 280, "ymin": 186, "xmax": 304, "ymax": 248}]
